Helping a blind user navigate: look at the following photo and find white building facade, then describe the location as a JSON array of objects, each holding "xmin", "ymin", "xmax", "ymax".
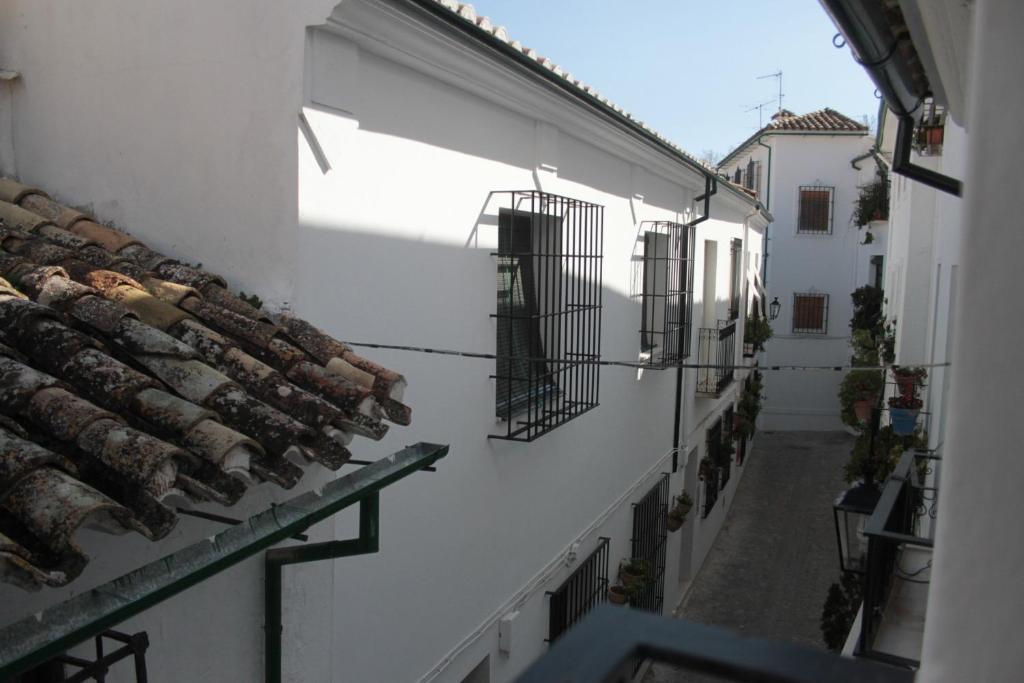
[
  {"xmin": 719, "ymin": 111, "xmax": 886, "ymax": 431},
  {"xmin": 0, "ymin": 2, "xmax": 770, "ymax": 682}
]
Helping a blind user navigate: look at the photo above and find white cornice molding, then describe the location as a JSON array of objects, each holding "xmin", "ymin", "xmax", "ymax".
[{"xmin": 322, "ymin": 0, "xmax": 708, "ymax": 195}]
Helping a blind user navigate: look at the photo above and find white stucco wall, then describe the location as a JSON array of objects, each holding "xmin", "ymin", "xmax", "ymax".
[{"xmin": 0, "ymin": 1, "xmax": 767, "ymax": 682}]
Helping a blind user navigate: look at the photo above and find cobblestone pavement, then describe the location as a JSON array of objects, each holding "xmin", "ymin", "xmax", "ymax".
[{"xmin": 644, "ymin": 431, "xmax": 854, "ymax": 683}]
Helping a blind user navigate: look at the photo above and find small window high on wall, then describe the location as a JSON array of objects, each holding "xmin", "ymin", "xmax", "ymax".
[
  {"xmin": 797, "ymin": 186, "xmax": 834, "ymax": 234},
  {"xmin": 792, "ymin": 292, "xmax": 829, "ymax": 334}
]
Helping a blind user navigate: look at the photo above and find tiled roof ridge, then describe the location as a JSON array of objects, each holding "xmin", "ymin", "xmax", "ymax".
[
  {"xmin": 718, "ymin": 107, "xmax": 868, "ymax": 168},
  {"xmin": 429, "ymin": 1, "xmax": 719, "ymax": 172},
  {"xmin": 0, "ymin": 178, "xmax": 412, "ymax": 589}
]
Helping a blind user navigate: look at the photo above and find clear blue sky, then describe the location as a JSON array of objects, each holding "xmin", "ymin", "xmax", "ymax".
[{"xmin": 468, "ymin": 0, "xmax": 878, "ymax": 162}]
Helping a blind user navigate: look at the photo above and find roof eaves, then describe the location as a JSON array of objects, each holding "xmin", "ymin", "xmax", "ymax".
[{"xmin": 405, "ymin": 0, "xmax": 766, "ymax": 208}]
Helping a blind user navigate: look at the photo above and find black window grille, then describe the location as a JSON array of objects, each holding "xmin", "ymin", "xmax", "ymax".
[
  {"xmin": 733, "ymin": 168, "xmax": 742, "ymax": 183},
  {"xmin": 712, "ymin": 413, "xmax": 729, "ymax": 489},
  {"xmin": 744, "ymin": 159, "xmax": 761, "ymax": 195},
  {"xmin": 629, "ymin": 474, "xmax": 669, "ymax": 675},
  {"xmin": 546, "ymin": 537, "xmax": 610, "ymax": 643},
  {"xmin": 701, "ymin": 457, "xmax": 719, "ymax": 518},
  {"xmin": 491, "ymin": 190, "xmax": 603, "ymax": 441},
  {"xmin": 797, "ymin": 185, "xmax": 834, "ymax": 233},
  {"xmin": 638, "ymin": 221, "xmax": 695, "ymax": 367},
  {"xmin": 792, "ymin": 292, "xmax": 829, "ymax": 334},
  {"xmin": 696, "ymin": 319, "xmax": 736, "ymax": 395},
  {"xmin": 728, "ymin": 238, "xmax": 742, "ymax": 320}
]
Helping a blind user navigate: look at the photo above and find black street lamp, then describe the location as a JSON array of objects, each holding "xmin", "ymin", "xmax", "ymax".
[
  {"xmin": 833, "ymin": 482, "xmax": 881, "ymax": 574},
  {"xmin": 769, "ymin": 297, "xmax": 781, "ymax": 320}
]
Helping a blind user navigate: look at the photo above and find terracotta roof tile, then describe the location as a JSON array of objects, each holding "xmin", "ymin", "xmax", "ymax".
[
  {"xmin": 0, "ymin": 179, "xmax": 412, "ymax": 589},
  {"xmin": 763, "ymin": 107, "xmax": 868, "ymax": 132}
]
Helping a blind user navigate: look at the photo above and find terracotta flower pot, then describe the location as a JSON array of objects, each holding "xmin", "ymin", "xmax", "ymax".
[
  {"xmin": 608, "ymin": 585, "xmax": 628, "ymax": 605},
  {"xmin": 853, "ymin": 398, "xmax": 875, "ymax": 422},
  {"xmin": 667, "ymin": 515, "xmax": 684, "ymax": 532}
]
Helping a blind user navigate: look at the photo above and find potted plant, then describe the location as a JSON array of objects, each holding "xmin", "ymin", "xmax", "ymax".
[
  {"xmin": 608, "ymin": 583, "xmax": 629, "ymax": 605},
  {"xmin": 839, "ymin": 369, "xmax": 884, "ymax": 425},
  {"xmin": 852, "ymin": 168, "xmax": 889, "ymax": 227},
  {"xmin": 666, "ymin": 491, "xmax": 694, "ymax": 532},
  {"xmin": 744, "ymin": 313, "xmax": 773, "ymax": 353},
  {"xmin": 619, "ymin": 559, "xmax": 649, "ymax": 591},
  {"xmin": 888, "ymin": 394, "xmax": 923, "ymax": 436},
  {"xmin": 892, "ymin": 366, "xmax": 927, "ymax": 397},
  {"xmin": 733, "ymin": 413, "xmax": 755, "ymax": 441},
  {"xmin": 698, "ymin": 456, "xmax": 714, "ymax": 481}
]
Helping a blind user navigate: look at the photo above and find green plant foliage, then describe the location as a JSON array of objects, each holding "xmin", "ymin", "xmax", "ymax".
[
  {"xmin": 838, "ymin": 369, "xmax": 885, "ymax": 428},
  {"xmin": 850, "ymin": 286, "xmax": 884, "ymax": 337},
  {"xmin": 821, "ymin": 572, "xmax": 864, "ymax": 651},
  {"xmin": 668, "ymin": 491, "xmax": 694, "ymax": 523},
  {"xmin": 844, "ymin": 426, "xmax": 927, "ymax": 484},
  {"xmin": 744, "ymin": 313, "xmax": 774, "ymax": 350},
  {"xmin": 238, "ymin": 291, "xmax": 263, "ymax": 310},
  {"xmin": 852, "ymin": 168, "xmax": 889, "ymax": 227},
  {"xmin": 849, "ymin": 329, "xmax": 880, "ymax": 367}
]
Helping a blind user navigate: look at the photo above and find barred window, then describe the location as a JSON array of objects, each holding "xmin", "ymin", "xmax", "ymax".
[
  {"xmin": 728, "ymin": 238, "xmax": 742, "ymax": 320},
  {"xmin": 745, "ymin": 160, "xmax": 761, "ymax": 195},
  {"xmin": 797, "ymin": 186, "xmax": 834, "ymax": 233},
  {"xmin": 492, "ymin": 191, "xmax": 603, "ymax": 441},
  {"xmin": 546, "ymin": 537, "xmax": 609, "ymax": 643},
  {"xmin": 639, "ymin": 221, "xmax": 694, "ymax": 366},
  {"xmin": 792, "ymin": 292, "xmax": 829, "ymax": 334}
]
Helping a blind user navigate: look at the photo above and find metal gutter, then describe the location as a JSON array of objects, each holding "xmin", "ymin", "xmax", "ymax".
[
  {"xmin": 755, "ymin": 137, "xmax": 773, "ymax": 287},
  {"xmin": 402, "ymin": 0, "xmax": 769, "ymax": 214},
  {"xmin": 819, "ymin": 0, "xmax": 962, "ymax": 196},
  {"xmin": 0, "ymin": 442, "xmax": 449, "ymax": 680},
  {"xmin": 719, "ymin": 128, "xmax": 867, "ymax": 169}
]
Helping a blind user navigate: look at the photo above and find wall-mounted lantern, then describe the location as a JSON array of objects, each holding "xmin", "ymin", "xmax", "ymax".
[
  {"xmin": 769, "ymin": 297, "xmax": 781, "ymax": 320},
  {"xmin": 832, "ymin": 482, "xmax": 881, "ymax": 574}
]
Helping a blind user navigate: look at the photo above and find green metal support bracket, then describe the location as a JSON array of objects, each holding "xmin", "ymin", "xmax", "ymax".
[
  {"xmin": 0, "ymin": 442, "xmax": 448, "ymax": 681},
  {"xmin": 264, "ymin": 493, "xmax": 380, "ymax": 683}
]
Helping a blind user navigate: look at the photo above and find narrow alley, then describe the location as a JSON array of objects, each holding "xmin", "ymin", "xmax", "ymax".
[{"xmin": 646, "ymin": 430, "xmax": 853, "ymax": 682}]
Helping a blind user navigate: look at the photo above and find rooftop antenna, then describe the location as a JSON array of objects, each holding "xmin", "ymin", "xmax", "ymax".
[
  {"xmin": 744, "ymin": 99, "xmax": 775, "ymax": 128},
  {"xmin": 757, "ymin": 71, "xmax": 784, "ymax": 112}
]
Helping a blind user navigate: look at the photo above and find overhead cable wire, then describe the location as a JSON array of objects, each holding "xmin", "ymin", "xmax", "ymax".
[{"xmin": 342, "ymin": 341, "xmax": 950, "ymax": 373}]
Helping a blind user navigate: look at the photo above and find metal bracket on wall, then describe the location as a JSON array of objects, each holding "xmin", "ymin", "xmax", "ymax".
[{"xmin": 264, "ymin": 493, "xmax": 381, "ymax": 683}]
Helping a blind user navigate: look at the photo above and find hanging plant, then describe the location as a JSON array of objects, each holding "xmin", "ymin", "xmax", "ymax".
[
  {"xmin": 667, "ymin": 492, "xmax": 694, "ymax": 531},
  {"xmin": 852, "ymin": 168, "xmax": 889, "ymax": 227}
]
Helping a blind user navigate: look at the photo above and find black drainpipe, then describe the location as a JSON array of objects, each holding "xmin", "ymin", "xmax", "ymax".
[
  {"xmin": 672, "ymin": 175, "xmax": 717, "ymax": 472},
  {"xmin": 756, "ymin": 137, "xmax": 772, "ymax": 286},
  {"xmin": 893, "ymin": 114, "xmax": 962, "ymax": 196}
]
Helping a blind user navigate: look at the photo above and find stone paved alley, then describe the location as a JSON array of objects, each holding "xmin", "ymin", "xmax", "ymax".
[{"xmin": 645, "ymin": 431, "xmax": 854, "ymax": 682}]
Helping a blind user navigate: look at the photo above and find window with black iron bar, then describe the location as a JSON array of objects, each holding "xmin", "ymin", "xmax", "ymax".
[
  {"xmin": 745, "ymin": 159, "xmax": 761, "ymax": 195},
  {"xmin": 627, "ymin": 474, "xmax": 669, "ymax": 675},
  {"xmin": 719, "ymin": 409, "xmax": 733, "ymax": 488},
  {"xmin": 914, "ymin": 97, "xmax": 946, "ymax": 156},
  {"xmin": 792, "ymin": 292, "xmax": 829, "ymax": 334},
  {"xmin": 638, "ymin": 221, "xmax": 695, "ymax": 367},
  {"xmin": 727, "ymin": 238, "xmax": 742, "ymax": 320},
  {"xmin": 491, "ymin": 190, "xmax": 603, "ymax": 442},
  {"xmin": 797, "ymin": 185, "xmax": 834, "ymax": 234},
  {"xmin": 546, "ymin": 537, "xmax": 609, "ymax": 644}
]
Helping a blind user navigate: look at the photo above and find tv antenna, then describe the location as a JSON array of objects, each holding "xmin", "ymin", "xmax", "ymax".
[
  {"xmin": 757, "ymin": 71, "xmax": 784, "ymax": 112},
  {"xmin": 744, "ymin": 100, "xmax": 775, "ymax": 128}
]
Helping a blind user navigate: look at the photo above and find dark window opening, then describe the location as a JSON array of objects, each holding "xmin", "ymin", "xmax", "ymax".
[
  {"xmin": 798, "ymin": 186, "xmax": 834, "ymax": 233},
  {"xmin": 870, "ymin": 255, "xmax": 884, "ymax": 291}
]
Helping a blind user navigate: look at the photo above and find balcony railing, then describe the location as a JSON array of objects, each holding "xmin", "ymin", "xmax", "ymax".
[
  {"xmin": 858, "ymin": 449, "xmax": 939, "ymax": 668},
  {"xmin": 697, "ymin": 320, "xmax": 736, "ymax": 395},
  {"xmin": 517, "ymin": 605, "xmax": 913, "ymax": 683}
]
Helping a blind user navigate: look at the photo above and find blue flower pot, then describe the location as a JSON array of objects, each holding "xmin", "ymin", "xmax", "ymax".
[{"xmin": 890, "ymin": 408, "xmax": 920, "ymax": 435}]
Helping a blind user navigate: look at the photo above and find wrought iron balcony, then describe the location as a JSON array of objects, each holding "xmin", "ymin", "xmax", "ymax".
[
  {"xmin": 856, "ymin": 448, "xmax": 938, "ymax": 668},
  {"xmin": 516, "ymin": 605, "xmax": 912, "ymax": 682},
  {"xmin": 696, "ymin": 319, "xmax": 736, "ymax": 396}
]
